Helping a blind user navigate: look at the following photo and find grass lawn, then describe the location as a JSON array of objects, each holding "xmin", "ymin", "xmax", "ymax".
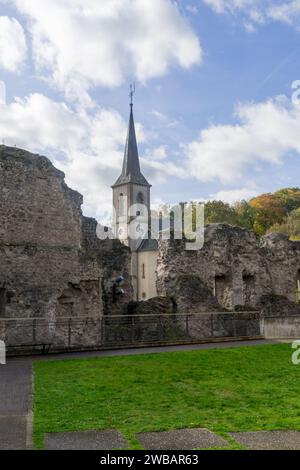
[{"xmin": 33, "ymin": 343, "xmax": 300, "ymax": 449}]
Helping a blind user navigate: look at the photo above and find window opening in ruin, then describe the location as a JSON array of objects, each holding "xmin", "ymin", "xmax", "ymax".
[
  {"xmin": 243, "ymin": 274, "xmax": 255, "ymax": 306},
  {"xmin": 214, "ymin": 275, "xmax": 231, "ymax": 309}
]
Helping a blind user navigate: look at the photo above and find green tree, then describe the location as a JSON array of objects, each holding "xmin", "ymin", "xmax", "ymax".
[
  {"xmin": 234, "ymin": 200, "xmax": 256, "ymax": 231},
  {"xmin": 274, "ymin": 188, "xmax": 300, "ymax": 212},
  {"xmin": 268, "ymin": 207, "xmax": 300, "ymax": 240},
  {"xmin": 205, "ymin": 200, "xmax": 237, "ymax": 225}
]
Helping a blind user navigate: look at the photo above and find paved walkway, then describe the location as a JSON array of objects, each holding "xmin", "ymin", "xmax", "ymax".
[
  {"xmin": 29, "ymin": 338, "xmax": 279, "ymax": 362},
  {"xmin": 0, "ymin": 359, "xmax": 33, "ymax": 449},
  {"xmin": 0, "ymin": 339, "xmax": 280, "ymax": 450}
]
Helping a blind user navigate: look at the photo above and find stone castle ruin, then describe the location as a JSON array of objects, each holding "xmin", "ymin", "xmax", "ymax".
[
  {"xmin": 0, "ymin": 145, "xmax": 134, "ymax": 351},
  {"xmin": 1, "ymin": 106, "xmax": 300, "ymax": 353}
]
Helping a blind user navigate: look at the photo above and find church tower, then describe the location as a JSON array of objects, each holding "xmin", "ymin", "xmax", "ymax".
[
  {"xmin": 112, "ymin": 87, "xmax": 158, "ymax": 301},
  {"xmin": 112, "ymin": 87, "xmax": 151, "ymax": 252}
]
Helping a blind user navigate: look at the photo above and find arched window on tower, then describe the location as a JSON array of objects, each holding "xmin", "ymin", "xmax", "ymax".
[
  {"xmin": 136, "ymin": 192, "xmax": 145, "ymax": 217},
  {"xmin": 137, "ymin": 192, "xmax": 144, "ymax": 204}
]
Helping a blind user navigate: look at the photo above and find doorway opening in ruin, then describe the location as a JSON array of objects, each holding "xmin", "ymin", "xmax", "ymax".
[
  {"xmin": 243, "ymin": 274, "xmax": 255, "ymax": 307},
  {"xmin": 214, "ymin": 275, "xmax": 231, "ymax": 309},
  {"xmin": 296, "ymin": 270, "xmax": 300, "ymax": 303},
  {"xmin": 0, "ymin": 288, "xmax": 6, "ymax": 317}
]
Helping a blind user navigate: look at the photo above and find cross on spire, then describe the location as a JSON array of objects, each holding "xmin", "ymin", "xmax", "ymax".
[{"xmin": 129, "ymin": 83, "xmax": 135, "ymax": 107}]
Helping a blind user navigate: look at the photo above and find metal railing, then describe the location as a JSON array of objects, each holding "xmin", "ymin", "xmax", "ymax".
[
  {"xmin": 0, "ymin": 316, "xmax": 102, "ymax": 352},
  {"xmin": 101, "ymin": 311, "xmax": 261, "ymax": 347},
  {"xmin": 0, "ymin": 311, "xmax": 261, "ymax": 353}
]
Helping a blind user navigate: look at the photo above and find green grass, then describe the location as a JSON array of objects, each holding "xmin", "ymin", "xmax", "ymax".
[{"xmin": 33, "ymin": 343, "xmax": 300, "ymax": 449}]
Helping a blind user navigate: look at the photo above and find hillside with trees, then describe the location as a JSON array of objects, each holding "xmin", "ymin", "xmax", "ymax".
[{"xmin": 204, "ymin": 188, "xmax": 300, "ymax": 239}]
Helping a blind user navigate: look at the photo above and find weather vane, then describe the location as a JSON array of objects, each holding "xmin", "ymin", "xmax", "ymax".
[{"xmin": 129, "ymin": 83, "xmax": 135, "ymax": 107}]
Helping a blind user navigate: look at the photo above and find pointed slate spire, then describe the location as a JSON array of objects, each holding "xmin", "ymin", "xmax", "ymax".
[{"xmin": 112, "ymin": 99, "xmax": 150, "ymax": 188}]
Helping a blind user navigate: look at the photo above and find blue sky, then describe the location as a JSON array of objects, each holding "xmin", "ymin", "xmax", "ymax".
[{"xmin": 0, "ymin": 0, "xmax": 300, "ymax": 221}]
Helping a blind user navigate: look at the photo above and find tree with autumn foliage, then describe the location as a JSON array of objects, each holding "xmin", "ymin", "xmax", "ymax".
[
  {"xmin": 181, "ymin": 188, "xmax": 300, "ymax": 238},
  {"xmin": 249, "ymin": 193, "xmax": 287, "ymax": 236}
]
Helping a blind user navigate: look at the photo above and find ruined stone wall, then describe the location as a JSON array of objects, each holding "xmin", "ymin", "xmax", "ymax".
[
  {"xmin": 81, "ymin": 216, "xmax": 133, "ymax": 315},
  {"xmin": 157, "ymin": 224, "xmax": 300, "ymax": 313},
  {"xmin": 3, "ymin": 145, "xmax": 300, "ymax": 349},
  {"xmin": 260, "ymin": 233, "xmax": 300, "ymax": 304},
  {"xmin": 0, "ymin": 146, "xmax": 133, "ymax": 351}
]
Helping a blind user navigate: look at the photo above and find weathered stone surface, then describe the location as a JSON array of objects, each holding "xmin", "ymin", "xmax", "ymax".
[
  {"xmin": 260, "ymin": 295, "xmax": 300, "ymax": 317},
  {"xmin": 230, "ymin": 431, "xmax": 300, "ymax": 450},
  {"xmin": 45, "ymin": 429, "xmax": 128, "ymax": 450},
  {"xmin": 136, "ymin": 428, "xmax": 228, "ymax": 450},
  {"xmin": 169, "ymin": 274, "xmax": 223, "ymax": 313},
  {"xmin": 0, "ymin": 146, "xmax": 133, "ymax": 351},
  {"xmin": 157, "ymin": 224, "xmax": 300, "ymax": 313},
  {"xmin": 126, "ymin": 296, "xmax": 176, "ymax": 315},
  {"xmin": 81, "ymin": 217, "xmax": 133, "ymax": 316}
]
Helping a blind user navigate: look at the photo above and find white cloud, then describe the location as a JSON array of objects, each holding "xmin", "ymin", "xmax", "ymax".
[
  {"xmin": 186, "ymin": 4, "xmax": 199, "ymax": 15},
  {"xmin": 0, "ymin": 81, "xmax": 6, "ymax": 104},
  {"xmin": 185, "ymin": 95, "xmax": 300, "ymax": 184},
  {"xmin": 0, "ymin": 92, "xmax": 181, "ymax": 217},
  {"xmin": 11, "ymin": 0, "xmax": 202, "ymax": 102},
  {"xmin": 151, "ymin": 109, "xmax": 180, "ymax": 128},
  {"xmin": 203, "ymin": 0, "xmax": 262, "ymax": 15},
  {"xmin": 3, "ymin": 93, "xmax": 300, "ymax": 217},
  {"xmin": 210, "ymin": 188, "xmax": 259, "ymax": 203},
  {"xmin": 0, "ymin": 93, "xmax": 128, "ymax": 216},
  {"xmin": 268, "ymin": 1, "xmax": 300, "ymax": 25},
  {"xmin": 203, "ymin": 0, "xmax": 300, "ymax": 30},
  {"xmin": 0, "ymin": 16, "xmax": 27, "ymax": 71},
  {"xmin": 151, "ymin": 110, "xmax": 168, "ymax": 121},
  {"xmin": 145, "ymin": 145, "xmax": 168, "ymax": 161},
  {"xmin": 142, "ymin": 157, "xmax": 188, "ymax": 183}
]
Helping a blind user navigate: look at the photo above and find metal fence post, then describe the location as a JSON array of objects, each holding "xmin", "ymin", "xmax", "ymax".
[
  {"xmin": 101, "ymin": 316, "xmax": 104, "ymax": 346},
  {"xmin": 185, "ymin": 314, "xmax": 189, "ymax": 337},
  {"xmin": 131, "ymin": 316, "xmax": 135, "ymax": 344},
  {"xmin": 68, "ymin": 318, "xmax": 72, "ymax": 348},
  {"xmin": 33, "ymin": 318, "xmax": 37, "ymax": 344},
  {"xmin": 233, "ymin": 315, "xmax": 237, "ymax": 337}
]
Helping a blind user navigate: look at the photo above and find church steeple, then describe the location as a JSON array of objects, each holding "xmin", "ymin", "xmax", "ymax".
[
  {"xmin": 112, "ymin": 87, "xmax": 156, "ymax": 301},
  {"xmin": 112, "ymin": 88, "xmax": 150, "ymax": 188}
]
